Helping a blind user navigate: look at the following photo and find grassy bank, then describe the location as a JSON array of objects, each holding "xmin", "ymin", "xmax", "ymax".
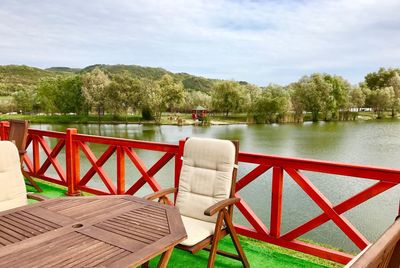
[
  {"xmin": 0, "ymin": 111, "xmax": 398, "ymax": 125},
  {"xmin": 0, "ymin": 114, "xmax": 142, "ymax": 124}
]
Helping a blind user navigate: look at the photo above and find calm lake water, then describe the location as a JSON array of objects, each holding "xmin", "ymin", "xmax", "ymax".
[{"xmin": 31, "ymin": 120, "xmax": 400, "ymax": 252}]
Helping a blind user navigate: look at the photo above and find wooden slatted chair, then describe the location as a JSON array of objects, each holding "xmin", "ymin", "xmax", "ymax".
[
  {"xmin": 145, "ymin": 137, "xmax": 249, "ymax": 268},
  {"xmin": 0, "ymin": 141, "xmax": 46, "ymax": 212},
  {"xmin": 8, "ymin": 119, "xmax": 42, "ymax": 192}
]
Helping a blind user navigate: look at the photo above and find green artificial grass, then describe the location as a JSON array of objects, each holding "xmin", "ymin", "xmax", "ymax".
[
  {"xmin": 148, "ymin": 235, "xmax": 339, "ymax": 268},
  {"xmin": 26, "ymin": 179, "xmax": 92, "ymax": 204},
  {"xmin": 150, "ymin": 237, "xmax": 327, "ymax": 268},
  {"xmin": 26, "ymin": 178, "xmax": 343, "ymax": 268},
  {"xmin": 26, "ymin": 180, "xmax": 68, "ymax": 199}
]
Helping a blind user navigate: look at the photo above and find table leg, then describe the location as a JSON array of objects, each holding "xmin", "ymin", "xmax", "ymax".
[
  {"xmin": 157, "ymin": 248, "xmax": 174, "ymax": 268},
  {"xmin": 23, "ymin": 169, "xmax": 42, "ymax": 192},
  {"xmin": 141, "ymin": 261, "xmax": 150, "ymax": 268}
]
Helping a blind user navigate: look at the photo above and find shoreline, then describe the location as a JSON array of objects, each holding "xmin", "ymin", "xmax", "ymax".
[{"xmin": 0, "ymin": 113, "xmax": 399, "ymax": 126}]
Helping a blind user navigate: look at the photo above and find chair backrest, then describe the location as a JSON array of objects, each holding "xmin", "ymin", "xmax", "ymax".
[
  {"xmin": 0, "ymin": 141, "xmax": 28, "ymax": 212},
  {"xmin": 8, "ymin": 119, "xmax": 29, "ymax": 157},
  {"xmin": 175, "ymin": 137, "xmax": 238, "ymax": 223}
]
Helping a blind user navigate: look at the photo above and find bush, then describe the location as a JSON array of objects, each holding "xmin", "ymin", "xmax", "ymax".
[{"xmin": 141, "ymin": 107, "xmax": 154, "ymax": 120}]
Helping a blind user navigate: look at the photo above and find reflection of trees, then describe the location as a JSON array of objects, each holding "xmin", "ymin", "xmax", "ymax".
[
  {"xmin": 214, "ymin": 125, "xmax": 245, "ymax": 142},
  {"xmin": 136, "ymin": 128, "xmax": 156, "ymax": 141},
  {"xmin": 290, "ymin": 122, "xmax": 345, "ymax": 158},
  {"xmin": 97, "ymin": 124, "xmax": 102, "ymax": 136}
]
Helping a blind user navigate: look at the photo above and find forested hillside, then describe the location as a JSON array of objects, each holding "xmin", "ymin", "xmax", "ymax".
[
  {"xmin": 0, "ymin": 65, "xmax": 56, "ymax": 95},
  {"xmin": 0, "ymin": 64, "xmax": 216, "ymax": 95},
  {"xmin": 1, "ymin": 64, "xmax": 399, "ymax": 124}
]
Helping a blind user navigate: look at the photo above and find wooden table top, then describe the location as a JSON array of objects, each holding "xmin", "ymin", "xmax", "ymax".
[{"xmin": 0, "ymin": 195, "xmax": 187, "ymax": 267}]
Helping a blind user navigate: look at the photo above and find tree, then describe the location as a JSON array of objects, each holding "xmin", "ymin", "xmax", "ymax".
[
  {"xmin": 254, "ymin": 85, "xmax": 290, "ymax": 123},
  {"xmin": 290, "ymin": 74, "xmax": 332, "ymax": 122},
  {"xmin": 369, "ymin": 87, "xmax": 394, "ymax": 118},
  {"xmin": 324, "ymin": 75, "xmax": 351, "ymax": 119},
  {"xmin": 211, "ymin": 81, "xmax": 242, "ymax": 117},
  {"xmin": 179, "ymin": 90, "xmax": 211, "ymax": 112},
  {"xmin": 158, "ymin": 74, "xmax": 184, "ymax": 114},
  {"xmin": 37, "ymin": 75, "xmax": 85, "ymax": 115},
  {"xmin": 349, "ymin": 87, "xmax": 366, "ymax": 111},
  {"xmin": 364, "ymin": 68, "xmax": 400, "ymax": 90},
  {"xmin": 388, "ymin": 72, "xmax": 400, "ymax": 117},
  {"xmin": 82, "ymin": 68, "xmax": 110, "ymax": 119},
  {"xmin": 12, "ymin": 86, "xmax": 37, "ymax": 113},
  {"xmin": 106, "ymin": 72, "xmax": 141, "ymax": 120},
  {"xmin": 138, "ymin": 75, "xmax": 184, "ymax": 123},
  {"xmin": 56, "ymin": 75, "xmax": 85, "ymax": 114},
  {"xmin": 138, "ymin": 79, "xmax": 159, "ymax": 120},
  {"xmin": 37, "ymin": 78, "xmax": 58, "ymax": 114},
  {"xmin": 364, "ymin": 68, "xmax": 400, "ymax": 117},
  {"xmin": 241, "ymin": 84, "xmax": 261, "ymax": 121},
  {"xmin": 288, "ymin": 83, "xmax": 305, "ymax": 122},
  {"xmin": 190, "ymin": 91, "xmax": 211, "ymax": 109}
]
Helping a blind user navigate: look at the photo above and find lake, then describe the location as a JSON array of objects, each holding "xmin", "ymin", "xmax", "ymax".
[{"xmin": 31, "ymin": 120, "xmax": 400, "ymax": 252}]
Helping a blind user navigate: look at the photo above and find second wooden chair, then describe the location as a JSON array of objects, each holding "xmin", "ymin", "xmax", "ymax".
[
  {"xmin": 146, "ymin": 137, "xmax": 249, "ymax": 267},
  {"xmin": 8, "ymin": 119, "xmax": 42, "ymax": 192}
]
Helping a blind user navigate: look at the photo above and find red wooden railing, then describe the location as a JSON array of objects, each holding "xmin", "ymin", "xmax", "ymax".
[{"xmin": 0, "ymin": 121, "xmax": 399, "ymax": 264}]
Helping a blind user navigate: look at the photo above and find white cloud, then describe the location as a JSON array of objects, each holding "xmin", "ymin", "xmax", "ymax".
[{"xmin": 0, "ymin": 0, "xmax": 399, "ymax": 85}]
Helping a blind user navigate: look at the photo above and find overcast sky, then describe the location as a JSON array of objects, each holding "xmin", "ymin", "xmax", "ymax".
[{"xmin": 0, "ymin": 0, "xmax": 399, "ymax": 85}]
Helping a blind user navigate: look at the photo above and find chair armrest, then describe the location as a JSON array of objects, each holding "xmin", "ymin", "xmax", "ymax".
[
  {"xmin": 144, "ymin": 187, "xmax": 177, "ymax": 201},
  {"xmin": 27, "ymin": 193, "xmax": 49, "ymax": 201},
  {"xmin": 204, "ymin": 197, "xmax": 240, "ymax": 216}
]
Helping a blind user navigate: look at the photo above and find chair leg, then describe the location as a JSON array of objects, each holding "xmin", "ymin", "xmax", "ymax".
[
  {"xmin": 22, "ymin": 170, "xmax": 42, "ymax": 192},
  {"xmin": 141, "ymin": 261, "xmax": 150, "ymax": 268},
  {"xmin": 157, "ymin": 247, "xmax": 174, "ymax": 268},
  {"xmin": 207, "ymin": 210, "xmax": 225, "ymax": 268},
  {"xmin": 224, "ymin": 210, "xmax": 250, "ymax": 268}
]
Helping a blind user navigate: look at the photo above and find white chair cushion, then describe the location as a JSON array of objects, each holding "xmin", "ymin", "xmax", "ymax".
[
  {"xmin": 0, "ymin": 141, "xmax": 27, "ymax": 212},
  {"xmin": 180, "ymin": 215, "xmax": 216, "ymax": 247},
  {"xmin": 176, "ymin": 137, "xmax": 236, "ymax": 223}
]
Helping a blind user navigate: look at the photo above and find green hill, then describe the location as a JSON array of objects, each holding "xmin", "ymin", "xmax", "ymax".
[
  {"xmin": 46, "ymin": 67, "xmax": 82, "ymax": 73},
  {"xmin": 77, "ymin": 64, "xmax": 216, "ymax": 93},
  {"xmin": 0, "ymin": 64, "xmax": 218, "ymax": 95},
  {"xmin": 175, "ymin": 72, "xmax": 217, "ymax": 93},
  {"xmin": 80, "ymin": 64, "xmax": 170, "ymax": 80},
  {"xmin": 0, "ymin": 65, "xmax": 58, "ymax": 95}
]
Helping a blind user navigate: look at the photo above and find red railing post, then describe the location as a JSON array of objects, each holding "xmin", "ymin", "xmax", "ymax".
[
  {"xmin": 174, "ymin": 139, "xmax": 185, "ymax": 202},
  {"xmin": 32, "ymin": 136, "xmax": 40, "ymax": 173},
  {"xmin": 66, "ymin": 128, "xmax": 80, "ymax": 196},
  {"xmin": 117, "ymin": 146, "xmax": 125, "ymax": 194},
  {"xmin": 0, "ymin": 121, "xmax": 9, "ymax": 140},
  {"xmin": 270, "ymin": 166, "xmax": 284, "ymax": 237}
]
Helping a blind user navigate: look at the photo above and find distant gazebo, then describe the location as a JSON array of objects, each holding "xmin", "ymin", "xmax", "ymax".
[{"xmin": 191, "ymin": 106, "xmax": 208, "ymax": 121}]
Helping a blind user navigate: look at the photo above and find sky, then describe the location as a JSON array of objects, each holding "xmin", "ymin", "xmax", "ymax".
[{"xmin": 0, "ymin": 0, "xmax": 399, "ymax": 86}]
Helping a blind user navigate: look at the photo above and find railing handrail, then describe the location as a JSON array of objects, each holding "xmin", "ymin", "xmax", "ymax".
[
  {"xmin": 27, "ymin": 126, "xmax": 400, "ymax": 181},
  {"xmin": 239, "ymin": 151, "xmax": 400, "ymax": 182},
  {"xmin": 74, "ymin": 133, "xmax": 179, "ymax": 152}
]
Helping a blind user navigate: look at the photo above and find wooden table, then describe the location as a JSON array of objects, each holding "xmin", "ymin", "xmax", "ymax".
[{"xmin": 0, "ymin": 195, "xmax": 187, "ymax": 267}]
